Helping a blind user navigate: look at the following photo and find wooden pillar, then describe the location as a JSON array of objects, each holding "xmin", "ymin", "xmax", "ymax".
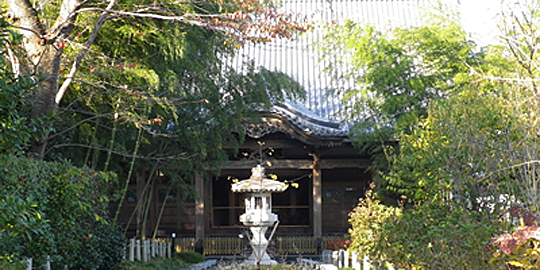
[
  {"xmin": 195, "ymin": 173, "xmax": 205, "ymax": 246},
  {"xmin": 136, "ymin": 174, "xmax": 145, "ymax": 238},
  {"xmin": 312, "ymin": 164, "xmax": 322, "ymax": 238},
  {"xmin": 228, "ymin": 190, "xmax": 236, "ymax": 225}
]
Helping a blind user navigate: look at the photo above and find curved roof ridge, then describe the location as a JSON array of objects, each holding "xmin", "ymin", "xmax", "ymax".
[{"xmin": 271, "ymin": 102, "xmax": 349, "ymax": 137}]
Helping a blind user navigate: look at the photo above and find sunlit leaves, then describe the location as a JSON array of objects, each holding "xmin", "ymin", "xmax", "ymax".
[{"xmin": 319, "ymin": 16, "xmax": 481, "ymax": 148}]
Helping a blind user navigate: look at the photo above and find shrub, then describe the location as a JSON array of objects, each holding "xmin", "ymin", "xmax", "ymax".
[
  {"xmin": 348, "ymin": 186, "xmax": 502, "ymax": 270},
  {"xmin": 175, "ymin": 251, "xmax": 204, "ymax": 264},
  {"xmin": 325, "ymin": 239, "xmax": 351, "ymax": 251},
  {"xmin": 380, "ymin": 202, "xmax": 500, "ymax": 270},
  {"xmin": 0, "ymin": 155, "xmax": 123, "ymax": 269},
  {"xmin": 348, "ymin": 187, "xmax": 401, "ymax": 259},
  {"xmin": 488, "ymin": 205, "xmax": 540, "ymax": 269}
]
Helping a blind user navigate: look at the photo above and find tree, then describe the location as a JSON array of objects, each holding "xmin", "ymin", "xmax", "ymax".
[
  {"xmin": 318, "ymin": 11, "xmax": 481, "ymax": 153},
  {"xmin": 343, "ymin": 2, "xmax": 540, "ymax": 269},
  {"xmin": 3, "ymin": 0, "xmax": 307, "ymax": 238},
  {"xmin": 381, "ymin": 0, "xmax": 540, "ymax": 212},
  {"xmin": 5, "ymin": 0, "xmax": 309, "ymax": 159}
]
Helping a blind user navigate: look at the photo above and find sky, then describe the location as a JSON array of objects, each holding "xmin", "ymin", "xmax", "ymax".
[{"xmin": 460, "ymin": 0, "xmax": 502, "ymax": 46}]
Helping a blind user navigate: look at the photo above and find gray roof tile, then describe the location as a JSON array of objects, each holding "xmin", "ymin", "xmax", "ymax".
[{"xmin": 235, "ymin": 0, "xmax": 453, "ymax": 137}]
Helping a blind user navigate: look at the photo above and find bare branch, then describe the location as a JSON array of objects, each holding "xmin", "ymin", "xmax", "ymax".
[
  {"xmin": 47, "ymin": 111, "xmax": 116, "ymax": 141},
  {"xmin": 486, "ymin": 76, "xmax": 540, "ymax": 83},
  {"xmin": 479, "ymin": 160, "xmax": 540, "ymax": 183},
  {"xmin": 46, "ymin": 143, "xmax": 195, "ymax": 161},
  {"xmin": 56, "ymin": 0, "xmax": 117, "ymax": 104}
]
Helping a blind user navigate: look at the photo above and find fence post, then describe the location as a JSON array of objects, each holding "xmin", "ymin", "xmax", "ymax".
[
  {"xmin": 363, "ymin": 255, "xmax": 371, "ymax": 270},
  {"xmin": 136, "ymin": 239, "xmax": 141, "ymax": 261},
  {"xmin": 45, "ymin": 255, "xmax": 51, "ymax": 270},
  {"xmin": 322, "ymin": 250, "xmax": 332, "ymax": 264},
  {"xmin": 332, "ymin": 250, "xmax": 338, "ymax": 266},
  {"xmin": 143, "ymin": 240, "xmax": 149, "ymax": 262},
  {"xmin": 343, "ymin": 250, "xmax": 351, "ymax": 267},
  {"xmin": 338, "ymin": 249, "xmax": 345, "ymax": 268},
  {"xmin": 351, "ymin": 251, "xmax": 360, "ymax": 270},
  {"xmin": 167, "ymin": 240, "xmax": 171, "ymax": 258},
  {"xmin": 129, "ymin": 239, "xmax": 135, "ymax": 261}
]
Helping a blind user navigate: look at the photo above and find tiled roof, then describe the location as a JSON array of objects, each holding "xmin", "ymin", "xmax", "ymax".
[{"xmin": 235, "ymin": 0, "xmax": 460, "ymax": 137}]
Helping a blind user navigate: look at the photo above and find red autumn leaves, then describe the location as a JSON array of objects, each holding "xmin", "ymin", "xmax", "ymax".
[
  {"xmin": 196, "ymin": 0, "xmax": 311, "ymax": 44},
  {"xmin": 488, "ymin": 204, "xmax": 540, "ymax": 256}
]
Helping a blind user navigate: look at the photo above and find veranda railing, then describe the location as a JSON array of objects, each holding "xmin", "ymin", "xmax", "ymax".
[{"xmin": 171, "ymin": 236, "xmax": 342, "ymax": 256}]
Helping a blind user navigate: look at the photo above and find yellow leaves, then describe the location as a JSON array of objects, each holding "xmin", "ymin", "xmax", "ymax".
[
  {"xmin": 506, "ymin": 261, "xmax": 524, "ymax": 268},
  {"xmin": 268, "ymin": 174, "xmax": 277, "ymax": 180},
  {"xmin": 283, "ymin": 180, "xmax": 299, "ymax": 188},
  {"xmin": 228, "ymin": 176, "xmax": 239, "ymax": 183}
]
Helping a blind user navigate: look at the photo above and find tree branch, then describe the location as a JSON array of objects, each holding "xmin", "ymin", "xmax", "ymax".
[
  {"xmin": 56, "ymin": 0, "xmax": 117, "ymax": 104},
  {"xmin": 46, "ymin": 143, "xmax": 195, "ymax": 161}
]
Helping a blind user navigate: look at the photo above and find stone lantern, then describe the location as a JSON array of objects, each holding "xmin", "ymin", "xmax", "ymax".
[{"xmin": 231, "ymin": 164, "xmax": 288, "ymax": 265}]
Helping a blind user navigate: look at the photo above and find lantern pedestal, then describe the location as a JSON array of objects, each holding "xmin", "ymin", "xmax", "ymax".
[
  {"xmin": 231, "ymin": 165, "xmax": 288, "ymax": 266},
  {"xmin": 246, "ymin": 226, "xmax": 276, "ymax": 265}
]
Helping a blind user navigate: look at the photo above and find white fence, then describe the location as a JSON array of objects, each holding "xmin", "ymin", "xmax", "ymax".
[
  {"xmin": 126, "ymin": 238, "xmax": 172, "ymax": 262},
  {"xmin": 25, "ymin": 257, "xmax": 50, "ymax": 270},
  {"xmin": 320, "ymin": 249, "xmax": 395, "ymax": 270},
  {"xmin": 24, "ymin": 239, "xmax": 171, "ymax": 269}
]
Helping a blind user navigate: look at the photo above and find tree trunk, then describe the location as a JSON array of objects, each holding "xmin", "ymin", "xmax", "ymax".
[{"xmin": 7, "ymin": 0, "xmax": 80, "ymax": 159}]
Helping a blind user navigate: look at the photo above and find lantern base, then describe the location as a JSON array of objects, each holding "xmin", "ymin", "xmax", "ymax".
[{"xmin": 244, "ymin": 253, "xmax": 278, "ymax": 265}]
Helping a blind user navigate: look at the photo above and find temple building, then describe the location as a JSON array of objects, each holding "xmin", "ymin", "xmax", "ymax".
[{"xmin": 115, "ymin": 0, "xmax": 495, "ymax": 254}]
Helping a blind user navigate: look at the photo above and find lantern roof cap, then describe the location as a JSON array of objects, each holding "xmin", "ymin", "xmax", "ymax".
[{"xmin": 231, "ymin": 165, "xmax": 288, "ymax": 193}]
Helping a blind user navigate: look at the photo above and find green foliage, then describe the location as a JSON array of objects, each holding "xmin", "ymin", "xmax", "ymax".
[
  {"xmin": 0, "ymin": 14, "xmax": 39, "ymax": 155},
  {"xmin": 319, "ymin": 13, "xmax": 481, "ymax": 151},
  {"xmin": 0, "ymin": 155, "xmax": 124, "ymax": 269},
  {"xmin": 174, "ymin": 251, "xmax": 204, "ymax": 264},
  {"xmin": 45, "ymin": 0, "xmax": 305, "ymax": 238},
  {"xmin": 0, "ymin": 194, "xmax": 50, "ymax": 265},
  {"xmin": 348, "ymin": 187, "xmax": 401, "ymax": 259},
  {"xmin": 349, "ymin": 187, "xmax": 501, "ymax": 270},
  {"xmin": 384, "ymin": 202, "xmax": 499, "ymax": 270},
  {"xmin": 340, "ymin": 3, "xmax": 540, "ymax": 270},
  {"xmin": 383, "ymin": 87, "xmax": 507, "ymax": 204},
  {"xmin": 51, "ymin": 0, "xmax": 305, "ymax": 174}
]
